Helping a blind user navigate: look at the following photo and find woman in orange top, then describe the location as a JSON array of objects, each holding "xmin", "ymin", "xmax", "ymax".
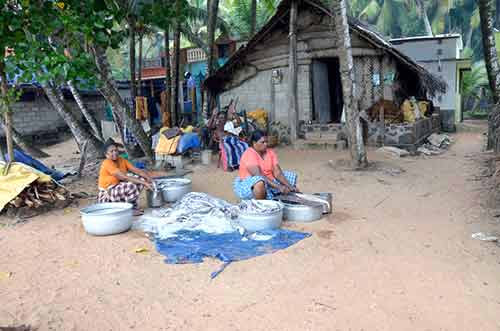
[
  {"xmin": 98, "ymin": 142, "xmax": 159, "ymax": 214},
  {"xmin": 233, "ymin": 130, "xmax": 298, "ymax": 200}
]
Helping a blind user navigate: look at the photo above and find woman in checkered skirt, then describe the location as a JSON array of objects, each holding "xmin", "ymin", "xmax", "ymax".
[
  {"xmin": 233, "ymin": 130, "xmax": 299, "ymax": 200},
  {"xmin": 98, "ymin": 142, "xmax": 158, "ymax": 215}
]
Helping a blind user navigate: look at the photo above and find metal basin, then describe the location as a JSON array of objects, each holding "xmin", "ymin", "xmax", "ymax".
[
  {"xmin": 237, "ymin": 200, "xmax": 283, "ymax": 232},
  {"xmin": 80, "ymin": 202, "xmax": 133, "ymax": 236},
  {"xmin": 282, "ymin": 202, "xmax": 322, "ymax": 223},
  {"xmin": 157, "ymin": 178, "xmax": 192, "ymax": 203}
]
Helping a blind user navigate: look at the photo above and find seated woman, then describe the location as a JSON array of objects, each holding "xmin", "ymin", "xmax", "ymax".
[
  {"xmin": 98, "ymin": 142, "xmax": 161, "ymax": 215},
  {"xmin": 220, "ymin": 121, "xmax": 248, "ymax": 171},
  {"xmin": 233, "ymin": 130, "xmax": 298, "ymax": 200}
]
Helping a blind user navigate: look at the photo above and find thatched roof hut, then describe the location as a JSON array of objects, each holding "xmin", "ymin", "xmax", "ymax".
[{"xmin": 205, "ymin": 0, "xmax": 446, "ymax": 131}]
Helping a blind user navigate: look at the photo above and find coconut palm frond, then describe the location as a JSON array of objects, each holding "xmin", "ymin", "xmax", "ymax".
[
  {"xmin": 184, "ymin": 5, "xmax": 231, "ymax": 35},
  {"xmin": 180, "ymin": 25, "xmax": 209, "ymax": 53},
  {"xmin": 358, "ymin": 0, "xmax": 381, "ymax": 24}
]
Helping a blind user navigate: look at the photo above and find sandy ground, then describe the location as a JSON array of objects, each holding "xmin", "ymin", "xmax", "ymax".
[{"xmin": 2, "ymin": 124, "xmax": 500, "ymax": 330}]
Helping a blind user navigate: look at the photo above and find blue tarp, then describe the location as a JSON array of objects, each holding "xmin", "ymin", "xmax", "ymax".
[
  {"xmin": 177, "ymin": 133, "xmax": 201, "ymax": 153},
  {"xmin": 5, "ymin": 149, "xmax": 65, "ymax": 181},
  {"xmin": 155, "ymin": 229, "xmax": 311, "ymax": 278}
]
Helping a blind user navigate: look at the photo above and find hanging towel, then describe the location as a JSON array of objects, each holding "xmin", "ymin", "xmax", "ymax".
[
  {"xmin": 135, "ymin": 96, "xmax": 149, "ymax": 120},
  {"xmin": 160, "ymin": 91, "xmax": 170, "ymax": 127}
]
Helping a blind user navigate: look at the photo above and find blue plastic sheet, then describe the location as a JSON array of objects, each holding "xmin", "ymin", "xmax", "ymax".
[
  {"xmin": 5, "ymin": 149, "xmax": 65, "ymax": 181},
  {"xmin": 177, "ymin": 133, "xmax": 201, "ymax": 153},
  {"xmin": 155, "ymin": 229, "xmax": 311, "ymax": 278}
]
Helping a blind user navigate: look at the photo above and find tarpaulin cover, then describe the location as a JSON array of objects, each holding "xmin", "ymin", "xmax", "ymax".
[
  {"xmin": 0, "ymin": 161, "xmax": 52, "ymax": 211},
  {"xmin": 155, "ymin": 229, "xmax": 311, "ymax": 278},
  {"xmin": 5, "ymin": 149, "xmax": 65, "ymax": 181}
]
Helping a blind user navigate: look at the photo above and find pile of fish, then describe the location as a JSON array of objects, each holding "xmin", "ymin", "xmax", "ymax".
[
  {"xmin": 156, "ymin": 178, "xmax": 190, "ymax": 188},
  {"xmin": 136, "ymin": 193, "xmax": 288, "ymax": 239},
  {"xmin": 136, "ymin": 192, "xmax": 238, "ymax": 239},
  {"xmin": 238, "ymin": 199, "xmax": 283, "ymax": 214}
]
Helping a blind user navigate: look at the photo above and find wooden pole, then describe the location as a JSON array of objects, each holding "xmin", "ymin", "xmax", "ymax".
[
  {"xmin": 0, "ymin": 61, "xmax": 14, "ymax": 162},
  {"xmin": 288, "ymin": 0, "xmax": 299, "ymax": 143}
]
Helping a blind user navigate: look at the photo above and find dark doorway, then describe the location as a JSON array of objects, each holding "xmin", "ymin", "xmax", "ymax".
[{"xmin": 312, "ymin": 58, "xmax": 344, "ymax": 124}]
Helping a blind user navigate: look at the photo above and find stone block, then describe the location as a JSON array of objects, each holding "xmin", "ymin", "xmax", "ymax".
[
  {"xmin": 398, "ymin": 133, "xmax": 415, "ymax": 145},
  {"xmin": 305, "ymin": 131, "xmax": 322, "ymax": 140}
]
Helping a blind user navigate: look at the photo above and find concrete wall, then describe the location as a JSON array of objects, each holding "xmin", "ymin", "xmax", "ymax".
[
  {"xmin": 391, "ymin": 36, "xmax": 462, "ymax": 122},
  {"xmin": 0, "ymin": 94, "xmax": 107, "ymax": 138},
  {"xmin": 391, "ymin": 36, "xmax": 461, "ymax": 62}
]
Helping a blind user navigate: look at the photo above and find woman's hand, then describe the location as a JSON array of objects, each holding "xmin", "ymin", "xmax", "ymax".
[
  {"xmin": 143, "ymin": 181, "xmax": 154, "ymax": 191},
  {"xmin": 279, "ymin": 184, "xmax": 291, "ymax": 194}
]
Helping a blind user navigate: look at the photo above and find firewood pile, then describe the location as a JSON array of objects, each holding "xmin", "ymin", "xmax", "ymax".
[{"xmin": 8, "ymin": 181, "xmax": 71, "ymax": 209}]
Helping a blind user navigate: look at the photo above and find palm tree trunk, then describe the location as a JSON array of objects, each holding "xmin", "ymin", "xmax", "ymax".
[
  {"xmin": 478, "ymin": 0, "xmax": 500, "ymax": 103},
  {"xmin": 288, "ymin": 0, "xmax": 298, "ymax": 142},
  {"xmin": 92, "ymin": 45, "xmax": 153, "ymax": 160},
  {"xmin": 250, "ymin": 0, "xmax": 257, "ymax": 37},
  {"xmin": 478, "ymin": 0, "xmax": 500, "ymax": 151},
  {"xmin": 415, "ymin": 0, "xmax": 433, "ymax": 36},
  {"xmin": 465, "ymin": 25, "xmax": 473, "ymax": 50},
  {"xmin": 331, "ymin": 0, "xmax": 368, "ymax": 168},
  {"xmin": 164, "ymin": 23, "xmax": 172, "ymax": 126},
  {"xmin": 0, "ymin": 60, "xmax": 14, "ymax": 162},
  {"xmin": 42, "ymin": 84, "xmax": 103, "ymax": 158},
  {"xmin": 137, "ymin": 31, "xmax": 143, "ymax": 97},
  {"xmin": 172, "ymin": 1, "xmax": 181, "ymax": 126},
  {"xmin": 207, "ymin": 0, "xmax": 220, "ymax": 76},
  {"xmin": 496, "ymin": 0, "xmax": 500, "ymax": 29},
  {"xmin": 67, "ymin": 80, "xmax": 103, "ymax": 141},
  {"xmin": 129, "ymin": 15, "xmax": 137, "ymax": 101},
  {"xmin": 207, "ymin": 0, "xmax": 220, "ymax": 115}
]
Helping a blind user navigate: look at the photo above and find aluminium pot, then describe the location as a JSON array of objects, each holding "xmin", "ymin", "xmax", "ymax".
[
  {"xmin": 80, "ymin": 202, "xmax": 134, "ymax": 236},
  {"xmin": 282, "ymin": 202, "xmax": 323, "ymax": 223},
  {"xmin": 237, "ymin": 200, "xmax": 284, "ymax": 232},
  {"xmin": 312, "ymin": 192, "xmax": 333, "ymax": 214},
  {"xmin": 147, "ymin": 189, "xmax": 164, "ymax": 208},
  {"xmin": 157, "ymin": 178, "xmax": 192, "ymax": 203}
]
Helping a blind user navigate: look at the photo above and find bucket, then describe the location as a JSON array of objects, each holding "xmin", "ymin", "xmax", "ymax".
[
  {"xmin": 173, "ymin": 156, "xmax": 183, "ymax": 170},
  {"xmin": 201, "ymin": 150, "xmax": 212, "ymax": 165},
  {"xmin": 312, "ymin": 193, "xmax": 333, "ymax": 214}
]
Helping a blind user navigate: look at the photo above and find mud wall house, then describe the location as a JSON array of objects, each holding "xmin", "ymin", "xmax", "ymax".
[
  {"xmin": 204, "ymin": 0, "xmax": 447, "ymax": 149},
  {"xmin": 0, "ymin": 84, "xmax": 106, "ymax": 143},
  {"xmin": 390, "ymin": 34, "xmax": 471, "ymax": 131}
]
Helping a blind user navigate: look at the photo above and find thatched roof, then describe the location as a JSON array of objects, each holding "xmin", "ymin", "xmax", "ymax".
[{"xmin": 205, "ymin": 0, "xmax": 447, "ymax": 98}]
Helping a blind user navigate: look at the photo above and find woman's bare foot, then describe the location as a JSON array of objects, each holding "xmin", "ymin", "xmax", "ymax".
[{"xmin": 133, "ymin": 209, "xmax": 144, "ymax": 216}]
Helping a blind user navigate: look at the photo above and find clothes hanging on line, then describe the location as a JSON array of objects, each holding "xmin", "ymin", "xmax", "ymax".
[{"xmin": 135, "ymin": 96, "xmax": 149, "ymax": 120}]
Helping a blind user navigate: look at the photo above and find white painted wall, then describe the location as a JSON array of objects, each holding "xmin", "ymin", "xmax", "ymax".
[{"xmin": 391, "ymin": 35, "xmax": 462, "ymax": 122}]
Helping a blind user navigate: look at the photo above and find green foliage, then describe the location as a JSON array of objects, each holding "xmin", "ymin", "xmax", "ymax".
[
  {"xmin": 221, "ymin": 0, "xmax": 278, "ymax": 38},
  {"xmin": 461, "ymin": 61, "xmax": 488, "ymax": 97}
]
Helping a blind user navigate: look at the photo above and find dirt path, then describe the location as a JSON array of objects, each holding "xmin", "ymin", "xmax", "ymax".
[{"xmin": 2, "ymin": 127, "xmax": 500, "ymax": 330}]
